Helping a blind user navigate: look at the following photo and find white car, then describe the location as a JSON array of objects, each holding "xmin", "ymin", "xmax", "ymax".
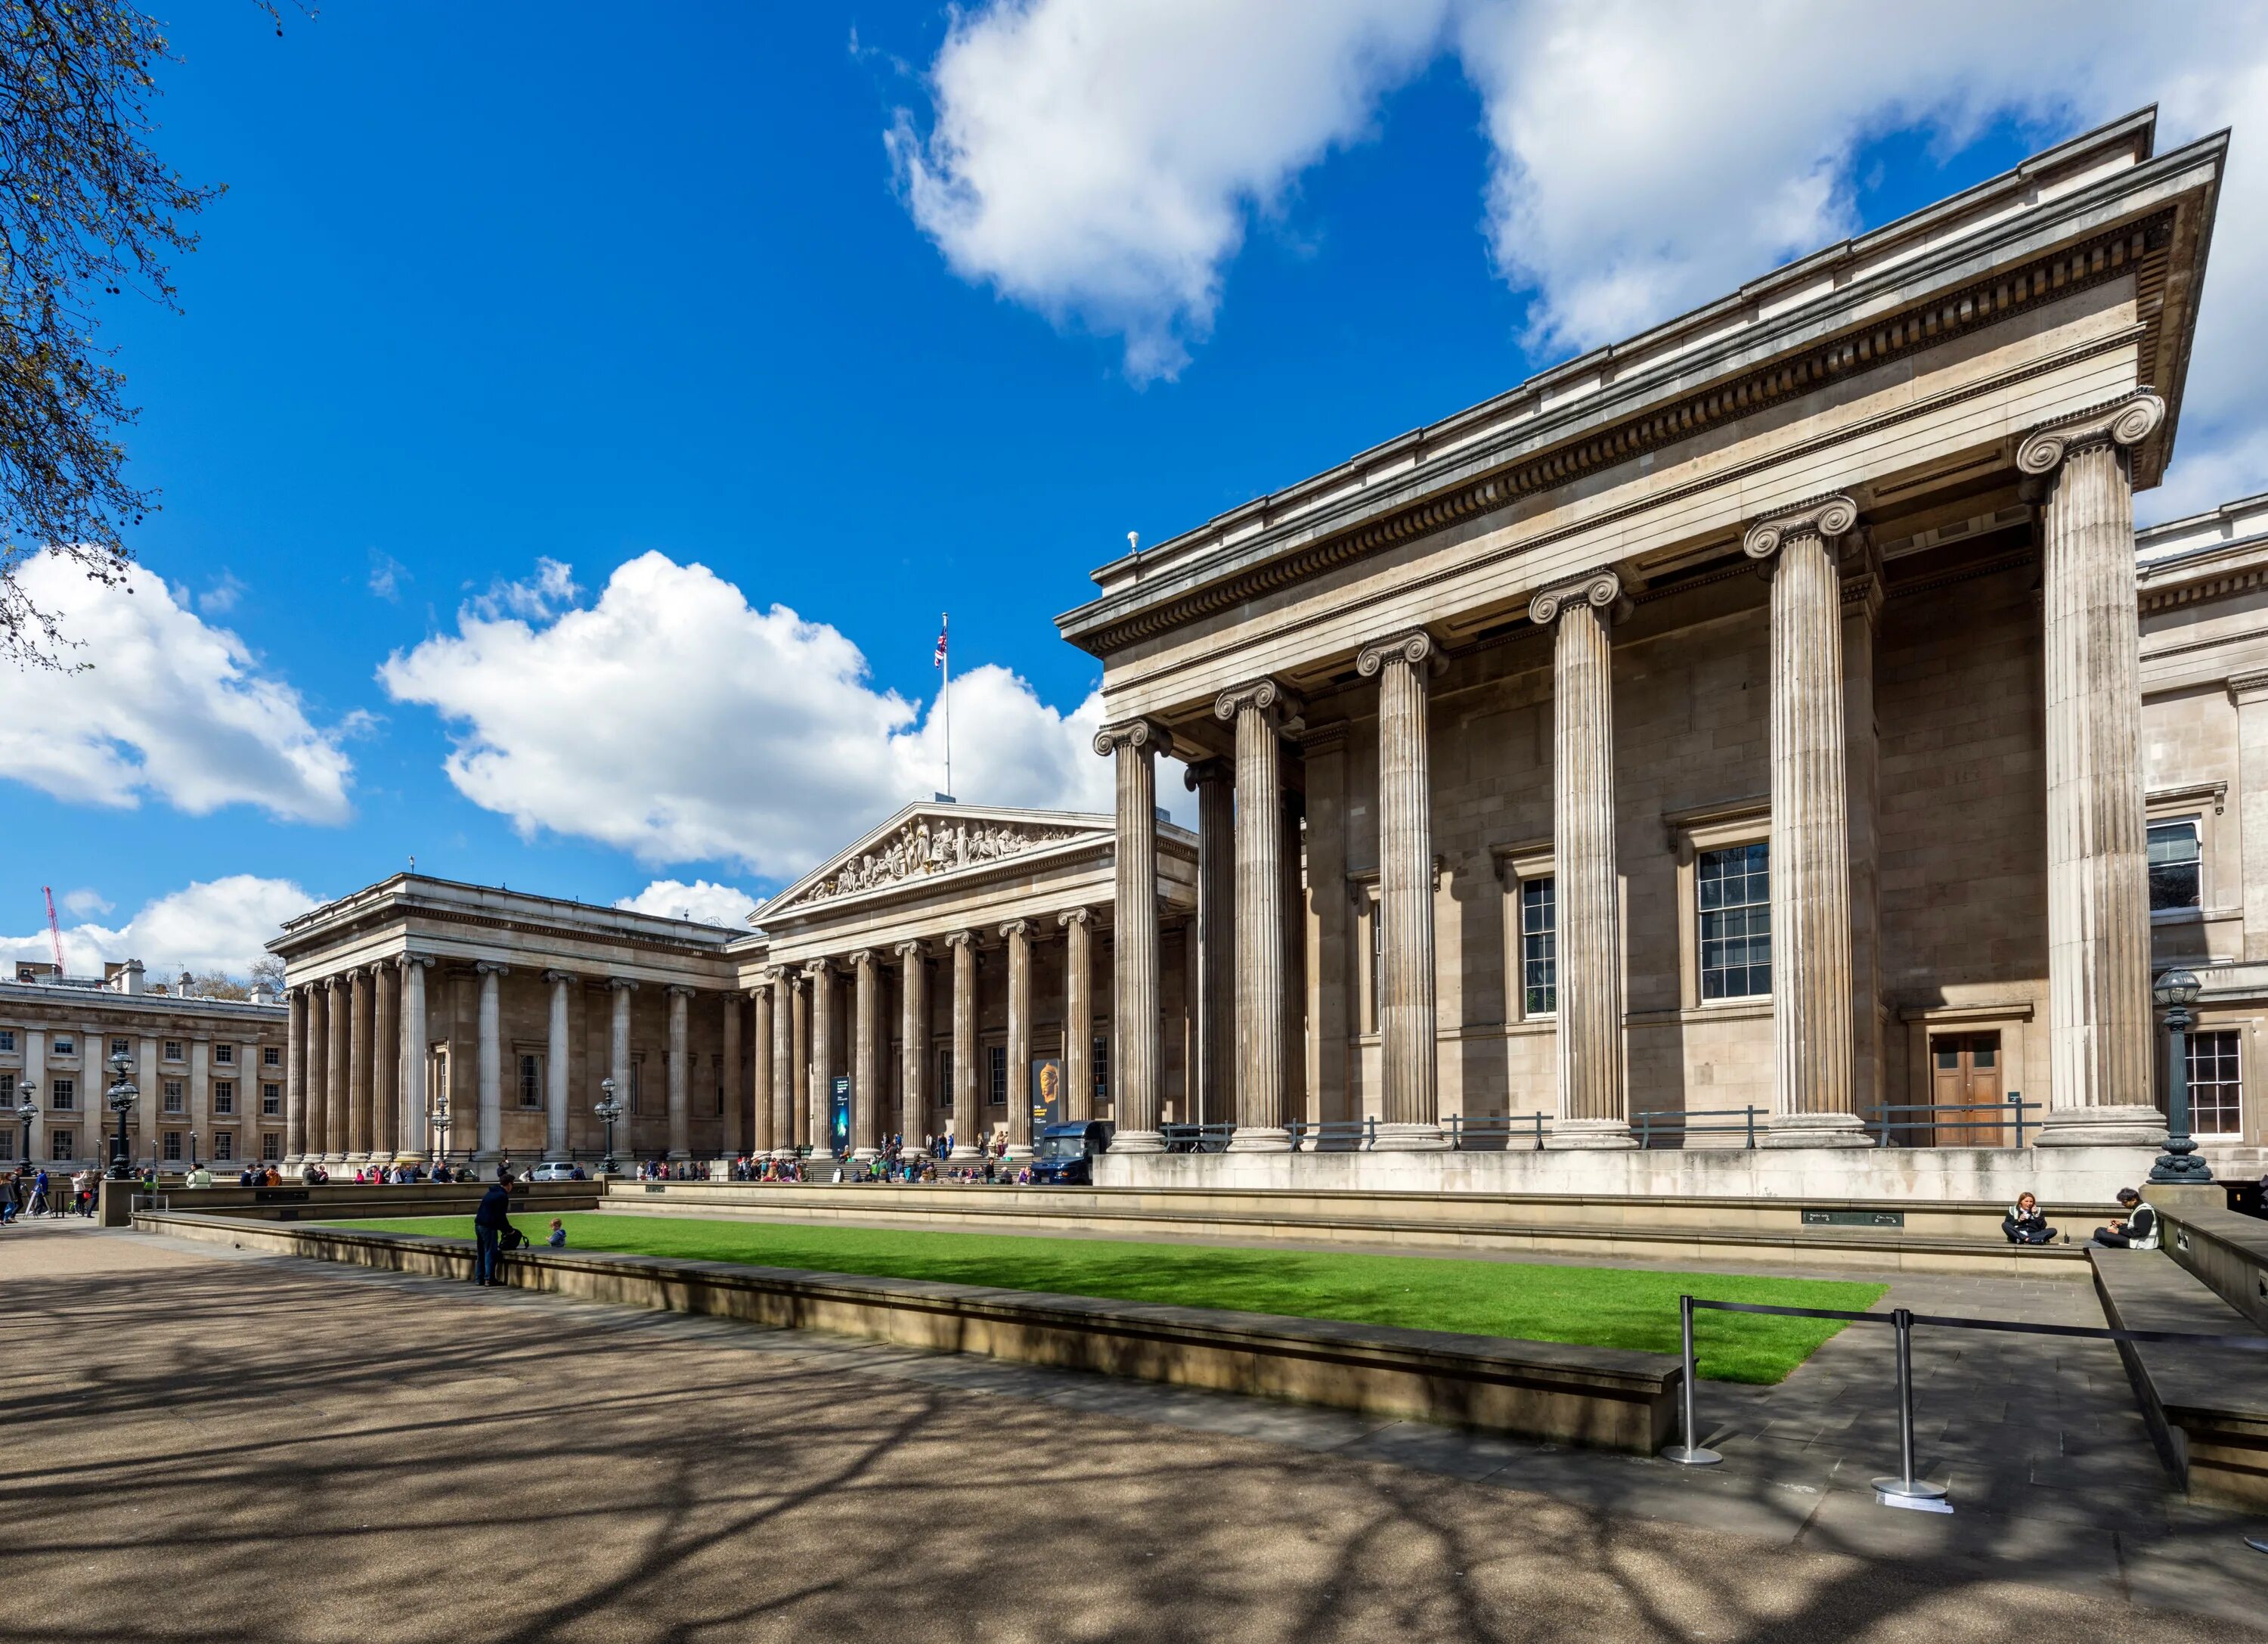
[{"xmin": 527, "ymin": 1162, "xmax": 580, "ymax": 1183}]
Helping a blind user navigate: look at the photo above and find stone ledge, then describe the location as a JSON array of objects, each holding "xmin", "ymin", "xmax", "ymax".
[
  {"xmin": 132, "ymin": 1210, "xmax": 1681, "ymax": 1454},
  {"xmin": 2090, "ymin": 1248, "xmax": 2268, "ymax": 1509}
]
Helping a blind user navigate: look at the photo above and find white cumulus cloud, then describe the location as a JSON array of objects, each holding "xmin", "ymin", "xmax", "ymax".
[
  {"xmin": 0, "ymin": 551, "xmax": 354, "ymax": 823},
  {"xmin": 380, "ymin": 552, "xmax": 1118, "ymax": 881},
  {"xmin": 0, "ymin": 875, "xmax": 319, "ymax": 979},
  {"xmin": 615, "ymin": 879, "xmax": 765, "ymax": 929}
]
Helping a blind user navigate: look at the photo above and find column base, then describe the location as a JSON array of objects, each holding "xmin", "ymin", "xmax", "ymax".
[
  {"xmin": 2034, "ymin": 1105, "xmax": 2167, "ymax": 1147},
  {"xmin": 1545, "ymin": 1118, "xmax": 1637, "ymax": 1150},
  {"xmin": 852, "ymin": 1147, "xmax": 881, "ymax": 1162},
  {"xmin": 1760, "ymin": 1112, "xmax": 1876, "ymax": 1149},
  {"xmin": 1370, "ymin": 1122, "xmax": 1449, "ymax": 1152},
  {"xmin": 1225, "ymin": 1127, "xmax": 1293, "ymax": 1152},
  {"xmin": 1109, "ymin": 1129, "xmax": 1165, "ymax": 1155}
]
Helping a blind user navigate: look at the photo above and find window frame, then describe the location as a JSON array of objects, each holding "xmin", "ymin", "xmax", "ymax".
[
  {"xmin": 516, "ymin": 1050, "xmax": 544, "ymax": 1111},
  {"xmin": 162, "ymin": 1078, "xmax": 184, "ymax": 1114},
  {"xmin": 212, "ymin": 1080, "xmax": 235, "ymax": 1116},
  {"xmin": 2186, "ymin": 1026, "xmax": 2244, "ymax": 1139},
  {"xmin": 261, "ymin": 1082, "xmax": 282, "ymax": 1115},
  {"xmin": 49, "ymin": 1078, "xmax": 76, "ymax": 1111},
  {"xmin": 1668, "ymin": 799, "xmax": 1774, "ymax": 1012},
  {"xmin": 213, "ymin": 1042, "xmax": 234, "ymax": 1065},
  {"xmin": 2147, "ymin": 813, "xmax": 2204, "ymax": 917}
]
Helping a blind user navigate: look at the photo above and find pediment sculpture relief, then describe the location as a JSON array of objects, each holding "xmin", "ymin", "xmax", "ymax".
[{"xmin": 804, "ymin": 817, "xmax": 1086, "ymax": 903}]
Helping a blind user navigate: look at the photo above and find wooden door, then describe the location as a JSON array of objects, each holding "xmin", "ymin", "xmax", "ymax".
[{"xmin": 1929, "ymin": 1033, "xmax": 2005, "ymax": 1144}]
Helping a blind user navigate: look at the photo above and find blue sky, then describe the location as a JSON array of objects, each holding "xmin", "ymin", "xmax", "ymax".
[{"xmin": 5, "ymin": 0, "xmax": 2263, "ymax": 975}]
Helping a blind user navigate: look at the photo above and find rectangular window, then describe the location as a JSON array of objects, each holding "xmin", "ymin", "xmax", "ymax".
[
  {"xmin": 213, "ymin": 1081, "xmax": 235, "ymax": 1115},
  {"xmin": 630, "ymin": 1058, "xmax": 644, "ymax": 1115},
  {"xmin": 213, "ymin": 1131, "xmax": 234, "ymax": 1161},
  {"xmin": 0, "ymin": 1072, "xmax": 11, "ymax": 1102},
  {"xmin": 214, "ymin": 1043, "xmax": 234, "ymax": 1065},
  {"xmin": 1698, "ymin": 842, "xmax": 1771, "ymax": 1000},
  {"xmin": 1092, "ymin": 1034, "xmax": 1110, "ymax": 1106},
  {"xmin": 51, "ymin": 1037, "xmax": 73, "ymax": 1056},
  {"xmin": 262, "ymin": 1045, "xmax": 281, "ymax": 1067},
  {"xmin": 163, "ymin": 1040, "xmax": 183, "ymax": 1062},
  {"xmin": 49, "ymin": 1078, "xmax": 75, "ymax": 1111},
  {"xmin": 110, "ymin": 1038, "xmax": 132, "ymax": 1060},
  {"xmin": 2149, "ymin": 817, "xmax": 2202, "ymax": 911},
  {"xmin": 0, "ymin": 1029, "xmax": 14, "ymax": 1052},
  {"xmin": 163, "ymin": 1078, "xmax": 184, "ymax": 1114},
  {"xmin": 1521, "ymin": 876, "xmax": 1557, "ymax": 1016},
  {"xmin": 262, "ymin": 1082, "xmax": 281, "ymax": 1115},
  {"xmin": 2188, "ymin": 1028, "xmax": 2243, "ymax": 1137},
  {"xmin": 987, "ymin": 1046, "xmax": 1007, "ymax": 1107},
  {"xmin": 0, "ymin": 1130, "xmax": 12, "ymax": 1160},
  {"xmin": 1369, "ymin": 899, "xmax": 1385, "ymax": 1033},
  {"xmin": 51, "ymin": 1129, "xmax": 75, "ymax": 1161},
  {"xmin": 261, "ymin": 1131, "xmax": 281, "ymax": 1162},
  {"xmin": 518, "ymin": 1053, "xmax": 543, "ymax": 1109},
  {"xmin": 163, "ymin": 1132, "xmax": 182, "ymax": 1162},
  {"xmin": 937, "ymin": 1048, "xmax": 953, "ymax": 1107}
]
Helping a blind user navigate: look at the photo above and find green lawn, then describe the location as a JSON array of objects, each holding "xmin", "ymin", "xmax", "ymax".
[{"xmin": 330, "ymin": 1213, "xmax": 1885, "ymax": 1384}]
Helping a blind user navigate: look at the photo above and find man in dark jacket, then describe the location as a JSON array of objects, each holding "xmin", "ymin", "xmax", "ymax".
[
  {"xmin": 473, "ymin": 1173, "xmax": 514, "ymax": 1286},
  {"xmin": 2091, "ymin": 1187, "xmax": 2160, "ymax": 1250}
]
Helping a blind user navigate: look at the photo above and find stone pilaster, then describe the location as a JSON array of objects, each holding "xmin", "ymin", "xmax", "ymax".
[
  {"xmin": 1744, "ymin": 495, "xmax": 1870, "ymax": 1147},
  {"xmin": 542, "ymin": 971, "xmax": 572, "ymax": 1161},
  {"xmin": 475, "ymin": 962, "xmax": 507, "ymax": 1163},
  {"xmin": 807, "ymin": 961, "xmax": 838, "ymax": 1159},
  {"xmin": 851, "ymin": 951, "xmax": 881, "ymax": 1159},
  {"xmin": 768, "ymin": 971, "xmax": 795, "ymax": 1156},
  {"xmin": 1214, "ymin": 681, "xmax": 1299, "ymax": 1151},
  {"xmin": 897, "ymin": 941, "xmax": 929, "ymax": 1152},
  {"xmin": 1061, "ymin": 910, "xmax": 1092, "ymax": 1122},
  {"xmin": 2020, "ymin": 391, "xmax": 2168, "ymax": 1146},
  {"xmin": 373, "ymin": 961, "xmax": 399, "ymax": 1162},
  {"xmin": 324, "ymin": 976, "xmax": 348, "ymax": 1162},
  {"xmin": 1185, "ymin": 758, "xmax": 1235, "ymax": 1128},
  {"xmin": 1001, "ymin": 920, "xmax": 1035, "ymax": 1160},
  {"xmin": 1529, "ymin": 575, "xmax": 1637, "ymax": 1148},
  {"xmin": 750, "ymin": 982, "xmax": 775, "ymax": 1155},
  {"xmin": 665, "ymin": 984, "xmax": 692, "ymax": 1160},
  {"xmin": 1356, "ymin": 633, "xmax": 1448, "ymax": 1150},
  {"xmin": 284, "ymin": 986, "xmax": 307, "ymax": 1166},
  {"xmin": 948, "ymin": 932, "xmax": 978, "ymax": 1150},
  {"xmin": 1095, "ymin": 718, "xmax": 1175, "ymax": 1152},
  {"xmin": 400, "ymin": 957, "xmax": 431, "ymax": 1159}
]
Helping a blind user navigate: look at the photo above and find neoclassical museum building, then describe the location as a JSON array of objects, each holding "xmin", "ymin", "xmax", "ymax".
[{"xmin": 269, "ymin": 110, "xmax": 2268, "ymax": 1193}]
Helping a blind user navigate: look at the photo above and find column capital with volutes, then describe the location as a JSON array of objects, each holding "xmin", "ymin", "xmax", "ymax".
[
  {"xmin": 1527, "ymin": 569, "xmax": 1626, "ymax": 626},
  {"xmin": 847, "ymin": 950, "xmax": 879, "ymax": 973},
  {"xmin": 541, "ymin": 969, "xmax": 575, "ymax": 985},
  {"xmin": 1743, "ymin": 494, "xmax": 1858, "ymax": 560},
  {"xmin": 945, "ymin": 929, "xmax": 979, "ymax": 952},
  {"xmin": 665, "ymin": 982, "xmax": 697, "ymax": 998},
  {"xmin": 1213, "ymin": 678, "xmax": 1303, "ymax": 729},
  {"xmin": 398, "ymin": 953, "xmax": 436, "ymax": 972},
  {"xmin": 1182, "ymin": 755, "xmax": 1232, "ymax": 790},
  {"xmin": 2016, "ymin": 389, "xmax": 2165, "ymax": 477},
  {"xmin": 894, "ymin": 938, "xmax": 928, "ymax": 962},
  {"xmin": 1093, "ymin": 716, "xmax": 1176, "ymax": 759},
  {"xmin": 1058, "ymin": 907, "xmax": 1092, "ymax": 930},
  {"xmin": 998, "ymin": 919, "xmax": 1034, "ymax": 942},
  {"xmin": 1355, "ymin": 628, "xmax": 1443, "ymax": 677},
  {"xmin": 606, "ymin": 976, "xmax": 640, "ymax": 994},
  {"xmin": 473, "ymin": 960, "xmax": 510, "ymax": 978}
]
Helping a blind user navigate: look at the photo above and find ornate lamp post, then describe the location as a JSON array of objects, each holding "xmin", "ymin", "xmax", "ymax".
[
  {"xmin": 429, "ymin": 1089, "xmax": 451, "ymax": 1169},
  {"xmin": 2150, "ymin": 968, "xmax": 2213, "ymax": 1186},
  {"xmin": 104, "ymin": 1049, "xmax": 138, "ymax": 1181},
  {"xmin": 15, "ymin": 1084, "xmax": 36, "ymax": 1169},
  {"xmin": 594, "ymin": 1078, "xmax": 623, "ymax": 1176}
]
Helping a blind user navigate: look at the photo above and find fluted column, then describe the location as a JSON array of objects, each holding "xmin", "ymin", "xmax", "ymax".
[
  {"xmin": 791, "ymin": 973, "xmax": 810, "ymax": 1149},
  {"xmin": 284, "ymin": 986, "xmax": 308, "ymax": 1165},
  {"xmin": 2020, "ymin": 392, "xmax": 2168, "ymax": 1145},
  {"xmin": 608, "ymin": 979, "xmax": 636, "ymax": 1146},
  {"xmin": 400, "ymin": 957, "xmax": 431, "ymax": 1158},
  {"xmin": 475, "ymin": 962, "xmax": 507, "ymax": 1162},
  {"xmin": 1001, "ymin": 920, "xmax": 1035, "ymax": 1159},
  {"xmin": 1061, "ymin": 910, "xmax": 1092, "ymax": 1123},
  {"xmin": 807, "ymin": 961, "xmax": 838, "ymax": 1159},
  {"xmin": 345, "ymin": 969, "xmax": 373, "ymax": 1161},
  {"xmin": 1357, "ymin": 634, "xmax": 1448, "ymax": 1149},
  {"xmin": 851, "ymin": 951, "xmax": 881, "ymax": 1159},
  {"xmin": 1216, "ymin": 681, "xmax": 1300, "ymax": 1150},
  {"xmin": 1527, "ymin": 579, "xmax": 1636, "ymax": 1149},
  {"xmin": 720, "ymin": 992, "xmax": 742, "ymax": 1159},
  {"xmin": 304, "ymin": 984, "xmax": 327, "ymax": 1162},
  {"xmin": 1185, "ymin": 758, "xmax": 1235, "ymax": 1128},
  {"xmin": 1095, "ymin": 718, "xmax": 1174, "ymax": 1151},
  {"xmin": 1743, "ymin": 495, "xmax": 1869, "ymax": 1147},
  {"xmin": 373, "ymin": 961, "xmax": 399, "ymax": 1162},
  {"xmin": 949, "ymin": 932, "xmax": 979, "ymax": 1150},
  {"xmin": 750, "ymin": 982, "xmax": 775, "ymax": 1155},
  {"xmin": 665, "ymin": 984, "xmax": 692, "ymax": 1160},
  {"xmin": 324, "ymin": 976, "xmax": 348, "ymax": 1162},
  {"xmin": 543, "ymin": 971, "xmax": 572, "ymax": 1160},
  {"xmin": 897, "ymin": 941, "xmax": 929, "ymax": 1152},
  {"xmin": 768, "ymin": 971, "xmax": 795, "ymax": 1156}
]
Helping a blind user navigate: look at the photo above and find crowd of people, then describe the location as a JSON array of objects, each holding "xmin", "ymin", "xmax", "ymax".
[
  {"xmin": 711, "ymin": 1132, "xmax": 1036, "ymax": 1186},
  {"xmin": 0, "ymin": 1166, "xmax": 101, "ymax": 1221}
]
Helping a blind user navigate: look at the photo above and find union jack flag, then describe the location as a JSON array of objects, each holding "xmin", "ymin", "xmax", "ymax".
[{"xmin": 934, "ymin": 616, "xmax": 948, "ymax": 668}]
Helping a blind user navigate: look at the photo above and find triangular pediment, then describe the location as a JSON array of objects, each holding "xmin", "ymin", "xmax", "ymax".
[{"xmin": 756, "ymin": 804, "xmax": 1114, "ymax": 923}]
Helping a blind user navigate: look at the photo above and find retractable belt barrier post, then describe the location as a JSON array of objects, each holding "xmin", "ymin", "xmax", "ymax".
[{"xmin": 1671, "ymin": 1293, "xmax": 2268, "ymax": 1514}]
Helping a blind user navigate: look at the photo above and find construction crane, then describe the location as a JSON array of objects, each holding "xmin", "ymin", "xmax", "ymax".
[{"xmin": 42, "ymin": 886, "xmax": 65, "ymax": 974}]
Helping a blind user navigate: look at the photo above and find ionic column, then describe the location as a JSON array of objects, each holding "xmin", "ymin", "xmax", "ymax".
[
  {"xmin": 2019, "ymin": 392, "xmax": 2168, "ymax": 1145},
  {"xmin": 346, "ymin": 968, "xmax": 373, "ymax": 1161},
  {"xmin": 1357, "ymin": 634, "xmax": 1448, "ymax": 1150},
  {"xmin": 897, "ymin": 942, "xmax": 929, "ymax": 1153},
  {"xmin": 1094, "ymin": 718, "xmax": 1174, "ymax": 1152},
  {"xmin": 768, "ymin": 971, "xmax": 795, "ymax": 1156},
  {"xmin": 720, "ymin": 992, "xmax": 742, "ymax": 1159},
  {"xmin": 1215, "ymin": 681, "xmax": 1300, "ymax": 1150},
  {"xmin": 665, "ymin": 984, "xmax": 692, "ymax": 1160},
  {"xmin": 475, "ymin": 962, "xmax": 507, "ymax": 1162},
  {"xmin": 948, "ymin": 932, "xmax": 979, "ymax": 1149},
  {"xmin": 807, "ymin": 961, "xmax": 838, "ymax": 1159},
  {"xmin": 1743, "ymin": 495, "xmax": 1869, "ymax": 1147},
  {"xmin": 1527, "ymin": 579, "xmax": 1637, "ymax": 1149},
  {"xmin": 851, "ymin": 951, "xmax": 881, "ymax": 1160},
  {"xmin": 400, "ymin": 957, "xmax": 431, "ymax": 1158},
  {"xmin": 284, "ymin": 986, "xmax": 308, "ymax": 1166},
  {"xmin": 750, "ymin": 982, "xmax": 775, "ymax": 1155},
  {"xmin": 542, "ymin": 971, "xmax": 572, "ymax": 1160},
  {"xmin": 373, "ymin": 961, "xmax": 399, "ymax": 1162},
  {"xmin": 1061, "ymin": 910, "xmax": 1092, "ymax": 1122},
  {"xmin": 324, "ymin": 976, "xmax": 348, "ymax": 1162},
  {"xmin": 608, "ymin": 978, "xmax": 637, "ymax": 1145},
  {"xmin": 791, "ymin": 974, "xmax": 810, "ymax": 1149},
  {"xmin": 303, "ymin": 984, "xmax": 327, "ymax": 1162},
  {"xmin": 1001, "ymin": 920, "xmax": 1035, "ymax": 1159},
  {"xmin": 1185, "ymin": 758, "xmax": 1235, "ymax": 1128}
]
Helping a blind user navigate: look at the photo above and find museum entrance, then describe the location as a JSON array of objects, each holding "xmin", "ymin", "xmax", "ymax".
[{"xmin": 1929, "ymin": 1031, "xmax": 2006, "ymax": 1145}]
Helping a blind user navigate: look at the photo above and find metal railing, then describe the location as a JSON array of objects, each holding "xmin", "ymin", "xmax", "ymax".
[
  {"xmin": 1666, "ymin": 1292, "xmax": 2268, "ymax": 1508},
  {"xmin": 1635, "ymin": 1098, "xmax": 2042, "ymax": 1149}
]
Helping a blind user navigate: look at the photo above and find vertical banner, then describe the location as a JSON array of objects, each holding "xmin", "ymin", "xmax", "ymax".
[
  {"xmin": 1032, "ymin": 1056, "xmax": 1063, "ymax": 1128},
  {"xmin": 830, "ymin": 1075, "xmax": 851, "ymax": 1155}
]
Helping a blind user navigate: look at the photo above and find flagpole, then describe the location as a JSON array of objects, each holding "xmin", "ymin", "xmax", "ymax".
[{"xmin": 942, "ymin": 613, "xmax": 952, "ymax": 799}]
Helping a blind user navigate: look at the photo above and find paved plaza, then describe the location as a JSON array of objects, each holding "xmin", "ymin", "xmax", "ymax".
[{"xmin": 2, "ymin": 1219, "xmax": 2262, "ymax": 1644}]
